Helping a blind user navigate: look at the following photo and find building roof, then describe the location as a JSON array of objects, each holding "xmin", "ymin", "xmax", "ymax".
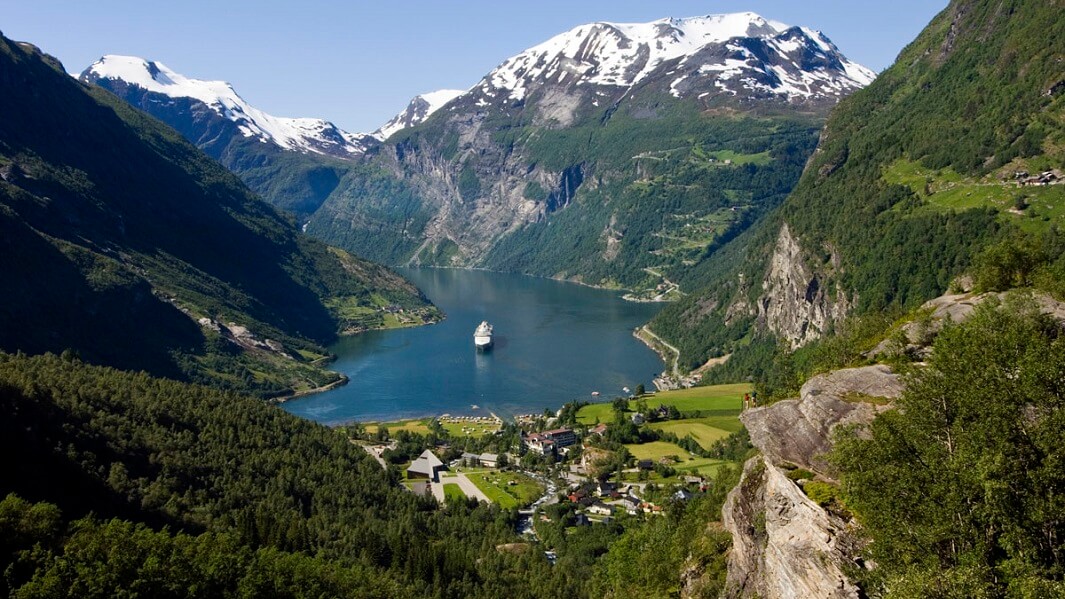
[
  {"xmin": 408, "ymin": 449, "xmax": 445, "ymax": 476},
  {"xmin": 480, "ymin": 453, "xmax": 499, "ymax": 462},
  {"xmin": 544, "ymin": 428, "xmax": 574, "ymax": 436}
]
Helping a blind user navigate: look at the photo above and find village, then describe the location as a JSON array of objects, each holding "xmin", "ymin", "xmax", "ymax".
[{"xmin": 351, "ymin": 383, "xmax": 749, "ymax": 537}]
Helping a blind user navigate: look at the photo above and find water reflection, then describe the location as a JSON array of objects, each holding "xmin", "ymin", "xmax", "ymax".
[{"xmin": 281, "ymin": 269, "xmax": 664, "ymax": 424}]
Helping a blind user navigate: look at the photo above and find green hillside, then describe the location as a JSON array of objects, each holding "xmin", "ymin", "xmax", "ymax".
[
  {"xmin": 0, "ymin": 36, "xmax": 438, "ymax": 397},
  {"xmin": 653, "ymin": 0, "xmax": 1065, "ymax": 373}
]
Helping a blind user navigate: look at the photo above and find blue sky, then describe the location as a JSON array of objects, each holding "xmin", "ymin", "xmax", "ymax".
[{"xmin": 3, "ymin": 1, "xmax": 947, "ymax": 133}]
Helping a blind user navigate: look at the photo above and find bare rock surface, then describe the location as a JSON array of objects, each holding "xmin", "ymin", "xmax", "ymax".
[
  {"xmin": 742, "ymin": 365, "xmax": 901, "ymax": 476},
  {"xmin": 758, "ymin": 224, "xmax": 850, "ymax": 348},
  {"xmin": 722, "ymin": 456, "xmax": 862, "ymax": 599},
  {"xmin": 869, "ymin": 291, "xmax": 1065, "ymax": 358}
]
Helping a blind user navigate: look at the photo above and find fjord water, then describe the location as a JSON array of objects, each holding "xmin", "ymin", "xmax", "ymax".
[{"xmin": 281, "ymin": 268, "xmax": 664, "ymax": 425}]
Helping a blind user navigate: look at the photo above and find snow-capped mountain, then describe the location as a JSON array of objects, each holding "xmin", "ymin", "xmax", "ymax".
[
  {"xmin": 307, "ymin": 12, "xmax": 877, "ymax": 279},
  {"xmin": 82, "ymin": 55, "xmax": 375, "ymax": 159},
  {"xmin": 465, "ymin": 12, "xmax": 874, "ymax": 108},
  {"xmin": 375, "ymin": 89, "xmax": 466, "ymax": 140}
]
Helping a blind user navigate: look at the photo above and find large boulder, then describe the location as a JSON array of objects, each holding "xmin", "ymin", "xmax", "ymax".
[{"xmin": 741, "ymin": 365, "xmax": 902, "ymax": 476}]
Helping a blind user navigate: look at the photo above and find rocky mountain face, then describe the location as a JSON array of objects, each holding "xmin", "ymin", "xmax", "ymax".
[
  {"xmin": 306, "ymin": 13, "xmax": 874, "ymax": 293},
  {"xmin": 754, "ymin": 224, "xmax": 851, "ymax": 348},
  {"xmin": 717, "ymin": 365, "xmax": 903, "ymax": 599},
  {"xmin": 375, "ymin": 89, "xmax": 466, "ymax": 140},
  {"xmin": 81, "ymin": 55, "xmax": 370, "ymax": 217}
]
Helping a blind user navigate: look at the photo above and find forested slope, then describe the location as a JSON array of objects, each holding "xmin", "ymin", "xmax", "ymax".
[
  {"xmin": 0, "ymin": 34, "xmax": 437, "ymax": 398},
  {"xmin": 652, "ymin": 0, "xmax": 1065, "ymax": 374}
]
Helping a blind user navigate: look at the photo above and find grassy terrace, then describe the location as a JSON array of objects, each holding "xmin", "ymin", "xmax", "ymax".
[
  {"xmin": 576, "ymin": 383, "xmax": 749, "ymax": 425},
  {"xmin": 364, "ymin": 420, "xmax": 431, "ymax": 435},
  {"xmin": 363, "ymin": 417, "xmax": 500, "ymax": 438},
  {"xmin": 466, "ymin": 471, "xmax": 542, "ymax": 509},
  {"xmin": 883, "ymin": 158, "xmax": 1065, "ymax": 233},
  {"xmin": 649, "ymin": 417, "xmax": 740, "ymax": 449}
]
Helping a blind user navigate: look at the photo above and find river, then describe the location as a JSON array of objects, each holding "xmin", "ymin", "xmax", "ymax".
[{"xmin": 281, "ymin": 268, "xmax": 664, "ymax": 424}]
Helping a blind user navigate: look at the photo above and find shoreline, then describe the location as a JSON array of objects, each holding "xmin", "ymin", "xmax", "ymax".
[
  {"xmin": 406, "ymin": 264, "xmax": 673, "ymax": 305},
  {"xmin": 280, "ymin": 311, "xmax": 445, "ymax": 404},
  {"xmin": 270, "ymin": 374, "xmax": 350, "ymax": 404}
]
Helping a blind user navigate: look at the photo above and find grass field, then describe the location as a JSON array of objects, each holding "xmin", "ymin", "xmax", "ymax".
[
  {"xmin": 624, "ymin": 441, "xmax": 690, "ymax": 461},
  {"xmin": 576, "ymin": 383, "xmax": 749, "ymax": 424},
  {"xmin": 883, "ymin": 158, "xmax": 1065, "ymax": 233},
  {"xmin": 440, "ymin": 419, "xmax": 500, "ymax": 437},
  {"xmin": 650, "ymin": 419, "xmax": 735, "ymax": 449},
  {"xmin": 674, "ymin": 457, "xmax": 731, "ymax": 477},
  {"xmin": 466, "ymin": 471, "xmax": 543, "ymax": 509},
  {"xmin": 364, "ymin": 419, "xmax": 431, "ymax": 435},
  {"xmin": 443, "ymin": 483, "xmax": 467, "ymax": 503}
]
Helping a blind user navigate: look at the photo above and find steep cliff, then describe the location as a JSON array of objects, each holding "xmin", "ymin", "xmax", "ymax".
[
  {"xmin": 757, "ymin": 224, "xmax": 851, "ymax": 348},
  {"xmin": 721, "ymin": 456, "xmax": 864, "ymax": 599},
  {"xmin": 716, "ymin": 365, "xmax": 903, "ymax": 598}
]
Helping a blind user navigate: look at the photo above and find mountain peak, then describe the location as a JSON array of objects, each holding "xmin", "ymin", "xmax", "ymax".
[
  {"xmin": 375, "ymin": 88, "xmax": 466, "ymax": 140},
  {"xmin": 83, "ymin": 55, "xmax": 372, "ymax": 158},
  {"xmin": 475, "ymin": 12, "xmax": 874, "ymax": 104}
]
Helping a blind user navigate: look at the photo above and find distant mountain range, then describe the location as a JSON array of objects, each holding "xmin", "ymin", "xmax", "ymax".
[
  {"xmin": 302, "ymin": 12, "xmax": 875, "ymax": 293},
  {"xmin": 82, "ymin": 57, "xmax": 462, "ymax": 217},
  {"xmin": 83, "ymin": 14, "xmax": 875, "ymax": 278}
]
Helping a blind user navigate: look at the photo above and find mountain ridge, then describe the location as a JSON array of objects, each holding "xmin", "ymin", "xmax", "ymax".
[
  {"xmin": 305, "ymin": 12, "xmax": 874, "ymax": 297},
  {"xmin": 1, "ymin": 33, "xmax": 438, "ymax": 398}
]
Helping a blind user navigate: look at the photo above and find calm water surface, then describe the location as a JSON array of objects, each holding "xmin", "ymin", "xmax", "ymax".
[{"xmin": 281, "ymin": 268, "xmax": 664, "ymax": 424}]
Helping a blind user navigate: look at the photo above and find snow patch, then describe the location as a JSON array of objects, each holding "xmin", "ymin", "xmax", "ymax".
[{"xmin": 86, "ymin": 55, "xmax": 371, "ymax": 157}]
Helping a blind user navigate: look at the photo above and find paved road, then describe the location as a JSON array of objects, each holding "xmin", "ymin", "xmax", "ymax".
[
  {"xmin": 432, "ymin": 472, "xmax": 491, "ymax": 503},
  {"xmin": 640, "ymin": 325, "xmax": 681, "ymax": 378},
  {"xmin": 356, "ymin": 443, "xmax": 389, "ymax": 469}
]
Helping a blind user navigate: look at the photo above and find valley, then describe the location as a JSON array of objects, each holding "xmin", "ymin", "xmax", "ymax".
[{"xmin": 3, "ymin": 1, "xmax": 1065, "ymax": 597}]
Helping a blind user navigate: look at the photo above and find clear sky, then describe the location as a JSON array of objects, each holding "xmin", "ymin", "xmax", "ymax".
[{"xmin": 2, "ymin": 1, "xmax": 947, "ymax": 133}]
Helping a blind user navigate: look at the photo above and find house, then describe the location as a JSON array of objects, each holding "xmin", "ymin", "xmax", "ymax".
[
  {"xmin": 630, "ymin": 413, "xmax": 645, "ymax": 425},
  {"xmin": 588, "ymin": 502, "xmax": 614, "ymax": 516},
  {"xmin": 408, "ymin": 481, "xmax": 431, "ymax": 497},
  {"xmin": 589, "ymin": 423, "xmax": 608, "ymax": 437},
  {"xmin": 543, "ymin": 428, "xmax": 577, "ymax": 448},
  {"xmin": 479, "ymin": 453, "xmax": 499, "ymax": 468},
  {"xmin": 407, "ymin": 449, "xmax": 446, "ymax": 482},
  {"xmin": 682, "ymin": 475, "xmax": 704, "ymax": 485},
  {"xmin": 597, "ymin": 480, "xmax": 618, "ymax": 497},
  {"xmin": 674, "ymin": 489, "xmax": 694, "ymax": 502},
  {"xmin": 461, "ymin": 452, "xmax": 480, "ymax": 466},
  {"xmin": 574, "ymin": 513, "xmax": 591, "ymax": 527},
  {"xmin": 637, "ymin": 459, "xmax": 654, "ymax": 471},
  {"xmin": 523, "ymin": 433, "xmax": 556, "ymax": 455},
  {"xmin": 655, "ymin": 405, "xmax": 670, "ymax": 420},
  {"xmin": 619, "ymin": 495, "xmax": 641, "ymax": 515},
  {"xmin": 524, "ymin": 428, "xmax": 577, "ymax": 455}
]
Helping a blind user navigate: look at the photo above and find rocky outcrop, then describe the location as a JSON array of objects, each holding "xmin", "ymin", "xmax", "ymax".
[
  {"xmin": 722, "ymin": 457, "xmax": 863, "ymax": 599},
  {"xmin": 759, "ymin": 224, "xmax": 851, "ymax": 348},
  {"xmin": 742, "ymin": 365, "xmax": 902, "ymax": 475},
  {"xmin": 720, "ymin": 364, "xmax": 903, "ymax": 598},
  {"xmin": 869, "ymin": 290, "xmax": 1065, "ymax": 359}
]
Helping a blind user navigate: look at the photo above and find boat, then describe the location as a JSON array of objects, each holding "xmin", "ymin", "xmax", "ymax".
[{"xmin": 474, "ymin": 321, "xmax": 493, "ymax": 350}]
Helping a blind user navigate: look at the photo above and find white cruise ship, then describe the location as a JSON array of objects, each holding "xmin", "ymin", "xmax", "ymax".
[{"xmin": 474, "ymin": 321, "xmax": 493, "ymax": 350}]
